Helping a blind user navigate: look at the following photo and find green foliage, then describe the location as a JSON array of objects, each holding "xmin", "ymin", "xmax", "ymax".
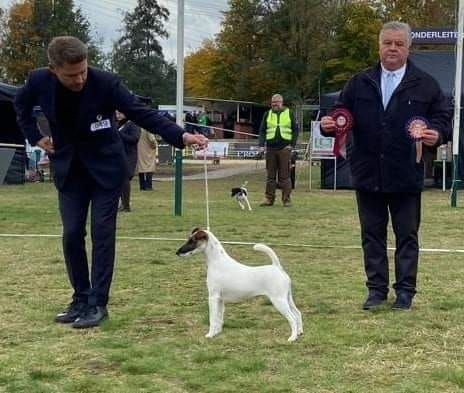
[
  {"xmin": 323, "ymin": 2, "xmax": 382, "ymax": 92},
  {"xmin": 215, "ymin": 0, "xmax": 266, "ymax": 101},
  {"xmin": 0, "ymin": 0, "xmax": 104, "ymax": 84},
  {"xmin": 187, "ymin": 0, "xmax": 457, "ymax": 104},
  {"xmin": 111, "ymin": 0, "xmax": 175, "ymax": 105}
]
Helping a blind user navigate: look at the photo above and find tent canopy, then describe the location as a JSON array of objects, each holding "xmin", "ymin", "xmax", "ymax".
[{"xmin": 0, "ymin": 82, "xmax": 19, "ymax": 102}]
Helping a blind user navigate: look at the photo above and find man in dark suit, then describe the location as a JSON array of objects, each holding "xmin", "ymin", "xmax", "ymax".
[
  {"xmin": 14, "ymin": 36, "xmax": 207, "ymax": 328},
  {"xmin": 320, "ymin": 22, "xmax": 451, "ymax": 310}
]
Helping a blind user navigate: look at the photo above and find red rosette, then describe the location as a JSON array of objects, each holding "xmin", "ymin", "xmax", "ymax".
[
  {"xmin": 329, "ymin": 107, "xmax": 353, "ymax": 158},
  {"xmin": 405, "ymin": 116, "xmax": 429, "ymax": 141}
]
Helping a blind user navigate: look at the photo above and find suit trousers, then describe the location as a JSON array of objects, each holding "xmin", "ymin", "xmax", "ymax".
[
  {"xmin": 265, "ymin": 147, "xmax": 292, "ymax": 202},
  {"xmin": 355, "ymin": 190, "xmax": 421, "ymax": 297},
  {"xmin": 120, "ymin": 175, "xmax": 133, "ymax": 210},
  {"xmin": 58, "ymin": 171, "xmax": 121, "ymax": 306},
  {"xmin": 138, "ymin": 172, "xmax": 153, "ymax": 190}
]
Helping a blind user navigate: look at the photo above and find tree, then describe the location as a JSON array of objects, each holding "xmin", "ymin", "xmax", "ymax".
[
  {"xmin": 0, "ymin": 1, "xmax": 39, "ymax": 84},
  {"xmin": 0, "ymin": 0, "xmax": 104, "ymax": 84},
  {"xmin": 111, "ymin": 0, "xmax": 175, "ymax": 105},
  {"xmin": 323, "ymin": 2, "xmax": 382, "ymax": 92},
  {"xmin": 260, "ymin": 0, "xmax": 338, "ymax": 103},
  {"xmin": 215, "ymin": 0, "xmax": 267, "ymax": 101},
  {"xmin": 32, "ymin": 0, "xmax": 104, "ymax": 68},
  {"xmin": 185, "ymin": 39, "xmax": 223, "ymax": 97}
]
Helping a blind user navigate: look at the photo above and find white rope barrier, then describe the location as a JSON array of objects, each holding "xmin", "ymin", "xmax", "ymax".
[
  {"xmin": 184, "ymin": 122, "xmax": 257, "ymax": 137},
  {"xmin": 1, "ymin": 233, "xmax": 464, "ymax": 254},
  {"xmin": 0, "ymin": 143, "xmax": 25, "ymax": 148},
  {"xmin": 203, "ymin": 151, "xmax": 210, "ymax": 231}
]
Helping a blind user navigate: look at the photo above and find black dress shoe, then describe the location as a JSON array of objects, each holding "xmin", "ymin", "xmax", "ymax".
[
  {"xmin": 362, "ymin": 293, "xmax": 387, "ymax": 310},
  {"xmin": 392, "ymin": 292, "xmax": 413, "ymax": 310},
  {"xmin": 72, "ymin": 306, "xmax": 108, "ymax": 329},
  {"xmin": 55, "ymin": 302, "xmax": 87, "ymax": 323}
]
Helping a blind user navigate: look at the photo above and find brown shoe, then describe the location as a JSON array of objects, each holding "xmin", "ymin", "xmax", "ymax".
[{"xmin": 259, "ymin": 200, "xmax": 274, "ymax": 207}]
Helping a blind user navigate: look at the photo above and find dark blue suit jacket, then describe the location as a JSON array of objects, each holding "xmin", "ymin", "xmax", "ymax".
[{"xmin": 14, "ymin": 67, "xmax": 185, "ymax": 190}]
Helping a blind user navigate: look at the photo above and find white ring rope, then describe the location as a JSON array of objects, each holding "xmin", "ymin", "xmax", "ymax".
[
  {"xmin": 184, "ymin": 122, "xmax": 257, "ymax": 137},
  {"xmin": 1, "ymin": 233, "xmax": 463, "ymax": 254},
  {"xmin": 203, "ymin": 150, "xmax": 210, "ymax": 231}
]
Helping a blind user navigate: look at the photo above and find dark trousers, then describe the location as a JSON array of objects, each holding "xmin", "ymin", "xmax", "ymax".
[
  {"xmin": 265, "ymin": 147, "xmax": 292, "ymax": 202},
  {"xmin": 138, "ymin": 172, "xmax": 153, "ymax": 190},
  {"xmin": 58, "ymin": 172, "xmax": 121, "ymax": 306},
  {"xmin": 120, "ymin": 176, "xmax": 132, "ymax": 209},
  {"xmin": 356, "ymin": 191, "xmax": 421, "ymax": 297}
]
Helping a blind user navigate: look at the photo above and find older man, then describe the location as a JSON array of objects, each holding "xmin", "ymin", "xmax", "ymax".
[{"xmin": 321, "ymin": 22, "xmax": 451, "ymax": 310}]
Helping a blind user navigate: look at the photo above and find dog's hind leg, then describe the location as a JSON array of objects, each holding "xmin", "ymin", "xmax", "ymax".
[
  {"xmin": 288, "ymin": 290, "xmax": 303, "ymax": 335},
  {"xmin": 269, "ymin": 296, "xmax": 299, "ymax": 342},
  {"xmin": 238, "ymin": 200, "xmax": 245, "ymax": 210},
  {"xmin": 206, "ymin": 295, "xmax": 222, "ymax": 338}
]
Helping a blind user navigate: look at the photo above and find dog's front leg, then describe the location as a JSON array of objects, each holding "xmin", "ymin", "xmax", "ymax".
[
  {"xmin": 205, "ymin": 295, "xmax": 222, "ymax": 338},
  {"xmin": 245, "ymin": 198, "xmax": 252, "ymax": 211}
]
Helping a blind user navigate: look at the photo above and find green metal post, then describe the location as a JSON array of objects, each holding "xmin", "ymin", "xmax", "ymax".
[{"xmin": 174, "ymin": 149, "xmax": 183, "ymax": 215}]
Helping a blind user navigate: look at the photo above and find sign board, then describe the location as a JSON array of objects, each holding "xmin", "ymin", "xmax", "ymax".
[
  {"xmin": 311, "ymin": 121, "xmax": 334, "ymax": 155},
  {"xmin": 411, "ymin": 28, "xmax": 457, "ymax": 44},
  {"xmin": 0, "ymin": 148, "xmax": 15, "ymax": 184},
  {"xmin": 194, "ymin": 141, "xmax": 229, "ymax": 159},
  {"xmin": 233, "ymin": 143, "xmax": 260, "ymax": 158}
]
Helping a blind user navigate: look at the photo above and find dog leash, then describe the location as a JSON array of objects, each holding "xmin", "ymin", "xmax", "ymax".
[{"xmin": 203, "ymin": 151, "xmax": 211, "ymax": 231}]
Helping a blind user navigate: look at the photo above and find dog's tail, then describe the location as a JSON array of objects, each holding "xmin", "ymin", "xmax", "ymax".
[{"xmin": 253, "ymin": 243, "xmax": 284, "ymax": 270}]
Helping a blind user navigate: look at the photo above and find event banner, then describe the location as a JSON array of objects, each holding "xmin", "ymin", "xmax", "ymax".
[{"xmin": 411, "ymin": 28, "xmax": 457, "ymax": 44}]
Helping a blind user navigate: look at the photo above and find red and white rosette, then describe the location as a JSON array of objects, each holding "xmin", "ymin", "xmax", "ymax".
[
  {"xmin": 329, "ymin": 107, "xmax": 353, "ymax": 158},
  {"xmin": 406, "ymin": 116, "xmax": 429, "ymax": 164}
]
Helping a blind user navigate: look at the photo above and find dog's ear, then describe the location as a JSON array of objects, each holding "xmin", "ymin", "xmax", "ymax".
[
  {"xmin": 191, "ymin": 227, "xmax": 203, "ymax": 234},
  {"xmin": 192, "ymin": 229, "xmax": 208, "ymax": 242}
]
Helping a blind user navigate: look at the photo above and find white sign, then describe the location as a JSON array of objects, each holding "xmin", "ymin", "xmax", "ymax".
[
  {"xmin": 194, "ymin": 142, "xmax": 229, "ymax": 159},
  {"xmin": 311, "ymin": 121, "xmax": 334, "ymax": 155}
]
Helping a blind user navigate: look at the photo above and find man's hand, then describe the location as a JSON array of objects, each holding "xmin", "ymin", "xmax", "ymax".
[
  {"xmin": 320, "ymin": 116, "xmax": 336, "ymax": 133},
  {"xmin": 422, "ymin": 129, "xmax": 440, "ymax": 146},
  {"xmin": 37, "ymin": 136, "xmax": 55, "ymax": 155},
  {"xmin": 182, "ymin": 132, "xmax": 208, "ymax": 148}
]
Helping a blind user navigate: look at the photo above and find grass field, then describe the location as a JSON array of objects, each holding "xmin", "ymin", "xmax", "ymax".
[{"xmin": 1, "ymin": 163, "xmax": 464, "ymax": 392}]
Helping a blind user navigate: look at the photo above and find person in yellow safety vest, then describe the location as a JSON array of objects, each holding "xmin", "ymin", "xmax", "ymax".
[{"xmin": 258, "ymin": 93, "xmax": 299, "ymax": 207}]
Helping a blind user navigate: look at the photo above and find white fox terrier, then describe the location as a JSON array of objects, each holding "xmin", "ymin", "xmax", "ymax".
[{"xmin": 176, "ymin": 228, "xmax": 303, "ymax": 342}]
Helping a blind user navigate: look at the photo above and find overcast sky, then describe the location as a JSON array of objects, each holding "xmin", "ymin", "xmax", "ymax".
[{"xmin": 0, "ymin": 0, "xmax": 229, "ymax": 61}]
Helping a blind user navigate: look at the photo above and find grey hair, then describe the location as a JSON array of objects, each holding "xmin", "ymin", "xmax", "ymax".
[
  {"xmin": 47, "ymin": 36, "xmax": 88, "ymax": 67},
  {"xmin": 379, "ymin": 21, "xmax": 412, "ymax": 47},
  {"xmin": 271, "ymin": 94, "xmax": 283, "ymax": 102}
]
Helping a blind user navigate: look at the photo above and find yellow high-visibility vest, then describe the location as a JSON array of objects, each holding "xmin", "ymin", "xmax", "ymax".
[{"xmin": 266, "ymin": 108, "xmax": 292, "ymax": 141}]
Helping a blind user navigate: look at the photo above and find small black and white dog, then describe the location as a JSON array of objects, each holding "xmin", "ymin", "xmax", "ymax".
[{"xmin": 231, "ymin": 182, "xmax": 252, "ymax": 211}]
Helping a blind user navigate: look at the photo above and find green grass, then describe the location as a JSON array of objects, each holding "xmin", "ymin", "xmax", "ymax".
[{"xmin": 0, "ymin": 164, "xmax": 464, "ymax": 392}]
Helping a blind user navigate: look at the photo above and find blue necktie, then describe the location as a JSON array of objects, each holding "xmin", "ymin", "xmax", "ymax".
[{"xmin": 383, "ymin": 72, "xmax": 395, "ymax": 109}]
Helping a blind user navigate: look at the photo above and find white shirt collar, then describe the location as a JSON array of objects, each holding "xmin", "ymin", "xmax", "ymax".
[{"xmin": 380, "ymin": 63, "xmax": 407, "ymax": 80}]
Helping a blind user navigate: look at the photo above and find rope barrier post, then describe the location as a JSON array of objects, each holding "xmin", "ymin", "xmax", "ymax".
[{"xmin": 174, "ymin": 149, "xmax": 183, "ymax": 216}]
